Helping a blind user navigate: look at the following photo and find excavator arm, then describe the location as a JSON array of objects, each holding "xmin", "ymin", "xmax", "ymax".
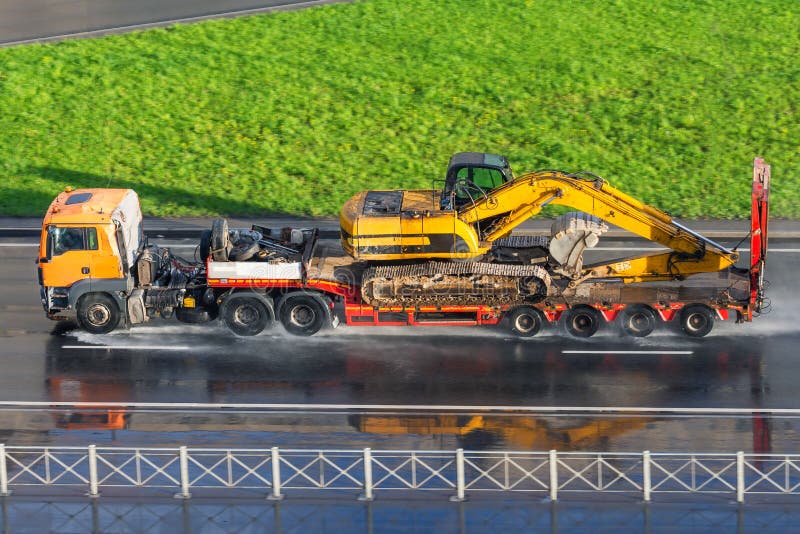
[{"xmin": 459, "ymin": 169, "xmax": 740, "ymax": 282}]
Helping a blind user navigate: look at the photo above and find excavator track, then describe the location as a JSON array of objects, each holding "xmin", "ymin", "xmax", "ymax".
[
  {"xmin": 492, "ymin": 235, "xmax": 551, "ymax": 249},
  {"xmin": 361, "ymin": 261, "xmax": 551, "ymax": 307}
]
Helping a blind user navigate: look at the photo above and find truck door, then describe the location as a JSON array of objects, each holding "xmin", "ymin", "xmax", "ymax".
[
  {"xmin": 89, "ymin": 224, "xmax": 125, "ymax": 281},
  {"xmin": 41, "ymin": 225, "xmax": 98, "ymax": 288}
]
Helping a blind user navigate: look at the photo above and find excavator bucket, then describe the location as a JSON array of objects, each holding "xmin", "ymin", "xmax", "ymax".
[
  {"xmin": 750, "ymin": 157, "xmax": 770, "ymax": 314},
  {"xmin": 549, "ymin": 212, "xmax": 609, "ymax": 277}
]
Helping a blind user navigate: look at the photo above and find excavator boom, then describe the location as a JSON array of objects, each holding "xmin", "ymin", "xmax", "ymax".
[{"xmin": 458, "ymin": 169, "xmax": 739, "ymax": 281}]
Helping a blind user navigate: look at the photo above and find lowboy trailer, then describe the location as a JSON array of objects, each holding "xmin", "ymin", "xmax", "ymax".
[{"xmin": 38, "ymin": 158, "xmax": 770, "ymax": 338}]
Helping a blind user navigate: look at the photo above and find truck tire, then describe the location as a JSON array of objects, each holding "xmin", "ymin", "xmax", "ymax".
[
  {"xmin": 278, "ymin": 293, "xmax": 329, "ymax": 336},
  {"xmin": 199, "ymin": 229, "xmax": 212, "ymax": 262},
  {"xmin": 680, "ymin": 304, "xmax": 715, "ymax": 337},
  {"xmin": 228, "ymin": 239, "xmax": 260, "ymax": 262},
  {"xmin": 77, "ymin": 293, "xmax": 121, "ymax": 334},
  {"xmin": 563, "ymin": 305, "xmax": 602, "ymax": 338},
  {"xmin": 620, "ymin": 305, "xmax": 657, "ymax": 337},
  {"xmin": 506, "ymin": 306, "xmax": 545, "ymax": 337},
  {"xmin": 210, "ymin": 218, "xmax": 229, "ymax": 262},
  {"xmin": 221, "ymin": 294, "xmax": 273, "ymax": 336}
]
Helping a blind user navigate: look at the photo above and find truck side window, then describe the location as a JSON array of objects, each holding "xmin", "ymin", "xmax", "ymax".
[
  {"xmin": 51, "ymin": 227, "xmax": 97, "ymax": 255},
  {"xmin": 86, "ymin": 228, "xmax": 98, "ymax": 250}
]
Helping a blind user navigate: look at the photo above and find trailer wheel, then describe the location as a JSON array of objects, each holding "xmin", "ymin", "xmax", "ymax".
[
  {"xmin": 210, "ymin": 218, "xmax": 229, "ymax": 262},
  {"xmin": 77, "ymin": 293, "xmax": 120, "ymax": 334},
  {"xmin": 680, "ymin": 305, "xmax": 715, "ymax": 337},
  {"xmin": 506, "ymin": 307, "xmax": 545, "ymax": 337},
  {"xmin": 620, "ymin": 305, "xmax": 657, "ymax": 337},
  {"xmin": 221, "ymin": 295, "xmax": 272, "ymax": 336},
  {"xmin": 563, "ymin": 306, "xmax": 602, "ymax": 338},
  {"xmin": 279, "ymin": 294, "xmax": 328, "ymax": 336}
]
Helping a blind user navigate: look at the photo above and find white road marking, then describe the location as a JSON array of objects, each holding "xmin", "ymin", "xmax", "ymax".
[
  {"xmin": 562, "ymin": 350, "xmax": 693, "ymax": 355},
  {"xmin": 592, "ymin": 247, "xmax": 800, "ymax": 253},
  {"xmin": 591, "ymin": 247, "xmax": 665, "ymax": 251},
  {"xmin": 0, "ymin": 400, "xmax": 794, "ymax": 416},
  {"xmin": 62, "ymin": 345, "xmax": 192, "ymax": 351},
  {"xmin": 3, "ymin": 242, "xmax": 800, "ymax": 252}
]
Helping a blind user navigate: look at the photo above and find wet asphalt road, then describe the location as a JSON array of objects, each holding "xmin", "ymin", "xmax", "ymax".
[
  {"xmin": 1, "ymin": 236, "xmax": 799, "ymax": 454},
  {"xmin": 0, "ymin": 0, "xmax": 341, "ymax": 44}
]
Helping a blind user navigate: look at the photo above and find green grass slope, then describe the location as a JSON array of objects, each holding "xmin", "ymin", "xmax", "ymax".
[{"xmin": 0, "ymin": 0, "xmax": 797, "ymax": 217}]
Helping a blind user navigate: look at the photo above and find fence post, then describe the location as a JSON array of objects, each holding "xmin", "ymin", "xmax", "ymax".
[
  {"xmin": 359, "ymin": 448, "xmax": 374, "ymax": 501},
  {"xmin": 549, "ymin": 450, "xmax": 558, "ymax": 502},
  {"xmin": 642, "ymin": 451, "xmax": 651, "ymax": 502},
  {"xmin": 0, "ymin": 444, "xmax": 9, "ymax": 496},
  {"xmin": 174, "ymin": 446, "xmax": 191, "ymax": 499},
  {"xmin": 450, "ymin": 449, "xmax": 466, "ymax": 502},
  {"xmin": 87, "ymin": 444, "xmax": 99, "ymax": 498},
  {"xmin": 736, "ymin": 451, "xmax": 745, "ymax": 503},
  {"xmin": 268, "ymin": 447, "xmax": 284, "ymax": 500}
]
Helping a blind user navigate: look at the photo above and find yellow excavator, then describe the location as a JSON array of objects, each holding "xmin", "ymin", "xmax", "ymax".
[
  {"xmin": 342, "ymin": 152, "xmax": 738, "ymax": 279},
  {"xmin": 340, "ymin": 152, "xmax": 751, "ymax": 311}
]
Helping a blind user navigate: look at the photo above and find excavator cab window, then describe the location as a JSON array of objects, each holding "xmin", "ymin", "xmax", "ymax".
[
  {"xmin": 444, "ymin": 165, "xmax": 509, "ymax": 209},
  {"xmin": 441, "ymin": 152, "xmax": 514, "ymax": 210},
  {"xmin": 458, "ymin": 167, "xmax": 506, "ymax": 190}
]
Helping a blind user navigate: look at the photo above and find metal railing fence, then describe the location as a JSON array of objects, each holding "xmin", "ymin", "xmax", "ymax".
[{"xmin": 1, "ymin": 444, "xmax": 800, "ymax": 502}]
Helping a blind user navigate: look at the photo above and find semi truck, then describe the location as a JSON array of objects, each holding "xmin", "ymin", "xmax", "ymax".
[{"xmin": 37, "ymin": 156, "xmax": 770, "ymax": 338}]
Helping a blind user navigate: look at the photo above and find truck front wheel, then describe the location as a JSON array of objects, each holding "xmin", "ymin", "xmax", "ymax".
[
  {"xmin": 77, "ymin": 293, "xmax": 121, "ymax": 334},
  {"xmin": 221, "ymin": 295, "xmax": 272, "ymax": 336}
]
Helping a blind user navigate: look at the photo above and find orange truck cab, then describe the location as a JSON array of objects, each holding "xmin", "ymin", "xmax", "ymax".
[{"xmin": 38, "ymin": 188, "xmax": 143, "ymax": 332}]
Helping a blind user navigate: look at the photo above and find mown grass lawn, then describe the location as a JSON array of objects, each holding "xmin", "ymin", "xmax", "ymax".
[{"xmin": 0, "ymin": 0, "xmax": 797, "ymax": 217}]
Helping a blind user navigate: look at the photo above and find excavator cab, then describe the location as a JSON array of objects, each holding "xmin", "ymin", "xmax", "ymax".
[{"xmin": 440, "ymin": 152, "xmax": 513, "ymax": 210}]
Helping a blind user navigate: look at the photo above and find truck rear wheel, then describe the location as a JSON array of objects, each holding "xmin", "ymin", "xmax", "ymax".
[
  {"xmin": 620, "ymin": 305, "xmax": 657, "ymax": 337},
  {"xmin": 563, "ymin": 306, "xmax": 601, "ymax": 338},
  {"xmin": 506, "ymin": 306, "xmax": 545, "ymax": 337},
  {"xmin": 77, "ymin": 293, "xmax": 120, "ymax": 334},
  {"xmin": 221, "ymin": 295, "xmax": 272, "ymax": 336},
  {"xmin": 278, "ymin": 293, "xmax": 329, "ymax": 336},
  {"xmin": 680, "ymin": 304, "xmax": 715, "ymax": 337}
]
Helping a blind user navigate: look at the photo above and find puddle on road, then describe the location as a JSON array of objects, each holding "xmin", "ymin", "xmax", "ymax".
[{"xmin": 2, "ymin": 408, "xmax": 797, "ymax": 455}]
